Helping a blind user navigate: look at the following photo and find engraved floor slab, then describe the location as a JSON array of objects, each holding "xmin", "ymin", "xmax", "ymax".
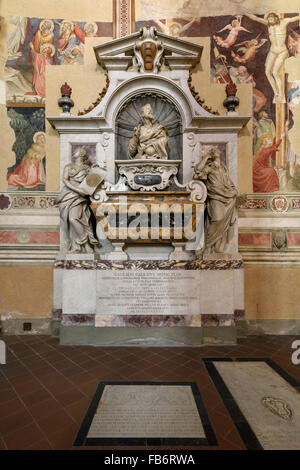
[
  {"xmin": 74, "ymin": 382, "xmax": 217, "ymax": 446},
  {"xmin": 204, "ymin": 359, "xmax": 300, "ymax": 450}
]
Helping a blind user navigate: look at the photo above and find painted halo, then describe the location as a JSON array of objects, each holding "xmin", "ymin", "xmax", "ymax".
[
  {"xmin": 40, "ymin": 43, "xmax": 55, "ymax": 57},
  {"xmin": 264, "ymin": 10, "xmax": 280, "ymax": 20},
  {"xmin": 33, "ymin": 131, "xmax": 46, "ymax": 144},
  {"xmin": 258, "ymin": 133, "xmax": 273, "ymax": 146},
  {"xmin": 69, "ymin": 45, "xmax": 83, "ymax": 58},
  {"xmin": 60, "ymin": 19, "xmax": 74, "ymax": 32},
  {"xmin": 169, "ymin": 21, "xmax": 182, "ymax": 34},
  {"xmin": 39, "ymin": 19, "xmax": 54, "ymax": 33},
  {"xmin": 84, "ymin": 22, "xmax": 98, "ymax": 35}
]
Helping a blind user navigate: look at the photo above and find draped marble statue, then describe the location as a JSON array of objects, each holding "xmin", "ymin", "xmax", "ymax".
[
  {"xmin": 194, "ymin": 146, "xmax": 237, "ymax": 253},
  {"xmin": 128, "ymin": 103, "xmax": 169, "ymax": 160},
  {"xmin": 56, "ymin": 147, "xmax": 103, "ymax": 253}
]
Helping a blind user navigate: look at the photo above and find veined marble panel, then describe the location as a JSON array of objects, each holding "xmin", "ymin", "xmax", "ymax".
[
  {"xmin": 95, "ymin": 314, "xmax": 202, "ymax": 327},
  {"xmin": 209, "ymin": 360, "xmax": 300, "ymax": 450},
  {"xmin": 61, "ymin": 314, "xmax": 95, "ymax": 326},
  {"xmin": 57, "ymin": 258, "xmax": 243, "ymax": 270},
  {"xmin": 62, "ymin": 269, "xmax": 97, "ymax": 314},
  {"xmin": 201, "ymin": 315, "xmax": 235, "ymax": 327}
]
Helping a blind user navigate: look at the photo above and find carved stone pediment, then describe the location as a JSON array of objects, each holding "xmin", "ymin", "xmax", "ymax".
[{"xmin": 94, "ymin": 27, "xmax": 203, "ymax": 72}]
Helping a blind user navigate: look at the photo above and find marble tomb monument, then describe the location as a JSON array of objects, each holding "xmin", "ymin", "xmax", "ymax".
[{"xmin": 48, "ymin": 27, "xmax": 251, "ymax": 346}]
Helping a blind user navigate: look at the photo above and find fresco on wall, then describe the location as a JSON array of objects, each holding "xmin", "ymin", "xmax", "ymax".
[
  {"xmin": 210, "ymin": 12, "xmax": 300, "ymax": 193},
  {"xmin": 4, "ymin": 16, "xmax": 112, "ymax": 190},
  {"xmin": 135, "ymin": 0, "xmax": 265, "ymax": 37},
  {"xmin": 136, "ymin": 0, "xmax": 300, "ymax": 194},
  {"xmin": 6, "ymin": 107, "xmax": 46, "ymax": 191},
  {"xmin": 5, "ymin": 16, "xmax": 113, "ymax": 104}
]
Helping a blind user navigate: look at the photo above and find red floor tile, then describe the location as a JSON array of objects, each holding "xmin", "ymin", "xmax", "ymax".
[
  {"xmin": 3, "ymin": 421, "xmax": 45, "ymax": 450},
  {"xmin": 0, "ymin": 333, "xmax": 298, "ymax": 450}
]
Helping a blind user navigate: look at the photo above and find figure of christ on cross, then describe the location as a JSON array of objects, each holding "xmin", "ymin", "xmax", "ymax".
[{"xmin": 244, "ymin": 10, "xmax": 300, "ymax": 103}]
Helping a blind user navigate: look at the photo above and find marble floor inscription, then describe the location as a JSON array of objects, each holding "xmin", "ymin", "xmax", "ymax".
[
  {"xmin": 74, "ymin": 382, "xmax": 217, "ymax": 446},
  {"xmin": 89, "ymin": 385, "xmax": 204, "ymax": 438},
  {"xmin": 205, "ymin": 359, "xmax": 300, "ymax": 450}
]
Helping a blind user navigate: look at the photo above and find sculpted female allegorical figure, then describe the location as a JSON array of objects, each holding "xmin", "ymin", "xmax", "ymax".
[
  {"xmin": 56, "ymin": 147, "xmax": 102, "ymax": 253},
  {"xmin": 194, "ymin": 146, "xmax": 237, "ymax": 253}
]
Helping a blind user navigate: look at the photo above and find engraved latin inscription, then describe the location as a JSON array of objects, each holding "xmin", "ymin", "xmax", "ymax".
[
  {"xmin": 97, "ymin": 270, "xmax": 199, "ymax": 315},
  {"xmin": 87, "ymin": 385, "xmax": 205, "ymax": 438}
]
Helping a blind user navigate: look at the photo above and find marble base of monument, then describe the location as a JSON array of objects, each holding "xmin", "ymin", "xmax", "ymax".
[{"xmin": 52, "ymin": 255, "xmax": 244, "ymax": 346}]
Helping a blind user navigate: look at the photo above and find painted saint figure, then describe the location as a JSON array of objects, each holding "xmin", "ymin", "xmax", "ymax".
[
  {"xmin": 253, "ymin": 111, "xmax": 276, "ymax": 153},
  {"xmin": 56, "ymin": 147, "xmax": 100, "ymax": 253},
  {"xmin": 27, "ymin": 19, "xmax": 55, "ymax": 97},
  {"xmin": 68, "ymin": 45, "xmax": 84, "ymax": 64},
  {"xmin": 244, "ymin": 10, "xmax": 300, "ymax": 103},
  {"xmin": 194, "ymin": 147, "xmax": 237, "ymax": 253},
  {"xmin": 7, "ymin": 131, "xmax": 46, "ymax": 189},
  {"xmin": 253, "ymin": 135, "xmax": 281, "ymax": 193},
  {"xmin": 31, "ymin": 19, "xmax": 54, "ymax": 53},
  {"xmin": 128, "ymin": 104, "xmax": 169, "ymax": 160},
  {"xmin": 74, "ymin": 22, "xmax": 98, "ymax": 43},
  {"xmin": 230, "ymin": 65, "xmax": 267, "ymax": 112},
  {"xmin": 29, "ymin": 42, "xmax": 55, "ymax": 97},
  {"xmin": 213, "ymin": 15, "xmax": 251, "ymax": 49},
  {"xmin": 56, "ymin": 20, "xmax": 79, "ymax": 64}
]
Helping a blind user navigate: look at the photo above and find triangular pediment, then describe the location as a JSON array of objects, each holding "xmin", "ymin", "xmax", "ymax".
[{"xmin": 94, "ymin": 27, "xmax": 203, "ymax": 72}]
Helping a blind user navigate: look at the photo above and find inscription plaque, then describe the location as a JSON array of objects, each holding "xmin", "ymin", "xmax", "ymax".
[
  {"xmin": 74, "ymin": 381, "xmax": 217, "ymax": 446},
  {"xmin": 87, "ymin": 385, "xmax": 205, "ymax": 438},
  {"xmin": 96, "ymin": 270, "xmax": 199, "ymax": 317}
]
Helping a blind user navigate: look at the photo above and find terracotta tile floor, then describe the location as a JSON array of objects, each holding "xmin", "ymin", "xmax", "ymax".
[{"xmin": 0, "ymin": 334, "xmax": 299, "ymax": 450}]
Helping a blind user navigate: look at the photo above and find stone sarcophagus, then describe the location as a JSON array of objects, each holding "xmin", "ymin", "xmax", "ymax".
[{"xmin": 48, "ymin": 27, "xmax": 250, "ymax": 346}]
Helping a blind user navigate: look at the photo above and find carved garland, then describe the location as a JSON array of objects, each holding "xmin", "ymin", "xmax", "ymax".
[
  {"xmin": 78, "ymin": 74, "xmax": 110, "ymax": 116},
  {"xmin": 188, "ymin": 71, "xmax": 220, "ymax": 115}
]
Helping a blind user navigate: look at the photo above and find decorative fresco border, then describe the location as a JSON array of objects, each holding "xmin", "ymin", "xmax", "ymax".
[
  {"xmin": 0, "ymin": 192, "xmax": 58, "ymax": 210},
  {"xmin": 113, "ymin": 0, "xmax": 135, "ymax": 38},
  {"xmin": 1, "ymin": 192, "xmax": 300, "ymax": 213},
  {"xmin": 0, "ymin": 230, "xmax": 59, "ymax": 244},
  {"xmin": 239, "ymin": 194, "xmax": 300, "ymax": 213},
  {"xmin": 238, "ymin": 229, "xmax": 300, "ymax": 251}
]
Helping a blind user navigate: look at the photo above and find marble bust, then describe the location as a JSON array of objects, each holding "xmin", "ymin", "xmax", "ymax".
[{"xmin": 128, "ymin": 103, "xmax": 169, "ymax": 160}]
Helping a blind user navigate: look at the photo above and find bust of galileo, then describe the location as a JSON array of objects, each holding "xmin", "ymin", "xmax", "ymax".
[{"xmin": 128, "ymin": 103, "xmax": 169, "ymax": 160}]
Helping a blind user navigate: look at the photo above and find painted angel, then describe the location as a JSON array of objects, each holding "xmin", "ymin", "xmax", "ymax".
[
  {"xmin": 288, "ymin": 30, "xmax": 300, "ymax": 56},
  {"xmin": 154, "ymin": 17, "xmax": 197, "ymax": 37},
  {"xmin": 231, "ymin": 37, "xmax": 268, "ymax": 64},
  {"xmin": 213, "ymin": 15, "xmax": 251, "ymax": 49}
]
